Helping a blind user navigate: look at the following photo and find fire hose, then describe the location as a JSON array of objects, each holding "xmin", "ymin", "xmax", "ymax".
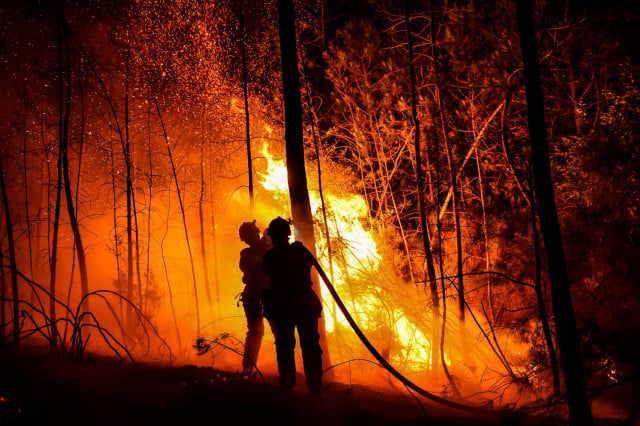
[{"xmin": 312, "ymin": 257, "xmax": 477, "ymax": 412}]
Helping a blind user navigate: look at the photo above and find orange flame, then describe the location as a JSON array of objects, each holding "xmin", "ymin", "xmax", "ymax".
[{"xmin": 256, "ymin": 142, "xmax": 435, "ymax": 367}]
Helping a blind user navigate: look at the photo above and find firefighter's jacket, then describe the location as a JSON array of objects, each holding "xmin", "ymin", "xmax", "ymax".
[
  {"xmin": 239, "ymin": 237, "xmax": 270, "ymax": 298},
  {"xmin": 262, "ymin": 241, "xmax": 322, "ymax": 319}
]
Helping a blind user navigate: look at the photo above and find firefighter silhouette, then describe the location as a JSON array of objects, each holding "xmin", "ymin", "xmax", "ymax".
[
  {"xmin": 262, "ymin": 217, "xmax": 323, "ymax": 394},
  {"xmin": 238, "ymin": 220, "xmax": 274, "ymax": 375}
]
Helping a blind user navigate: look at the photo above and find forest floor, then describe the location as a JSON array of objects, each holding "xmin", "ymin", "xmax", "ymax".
[{"xmin": 0, "ymin": 345, "xmax": 632, "ymax": 426}]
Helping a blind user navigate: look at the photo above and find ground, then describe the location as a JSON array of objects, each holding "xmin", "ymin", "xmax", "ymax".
[{"xmin": 0, "ymin": 346, "xmax": 630, "ymax": 426}]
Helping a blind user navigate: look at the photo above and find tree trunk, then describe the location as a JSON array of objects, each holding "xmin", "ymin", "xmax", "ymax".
[
  {"xmin": 145, "ymin": 105, "xmax": 153, "ymax": 316},
  {"xmin": 124, "ymin": 48, "xmax": 135, "ymax": 326},
  {"xmin": 149, "ymin": 91, "xmax": 201, "ymax": 335},
  {"xmin": 125, "ymin": 49, "xmax": 144, "ymax": 319},
  {"xmin": 0, "ymin": 239, "xmax": 5, "ymax": 344},
  {"xmin": 22, "ymin": 91, "xmax": 34, "ymax": 281},
  {"xmin": 404, "ymin": 0, "xmax": 440, "ymax": 371},
  {"xmin": 60, "ymin": 6, "xmax": 89, "ymax": 314},
  {"xmin": 0, "ymin": 157, "xmax": 19, "ymax": 345},
  {"xmin": 62, "ymin": 82, "xmax": 87, "ymax": 344},
  {"xmin": 516, "ymin": 0, "xmax": 592, "ymax": 423},
  {"xmin": 109, "ymin": 132, "xmax": 123, "ymax": 319},
  {"xmin": 239, "ymin": 0, "xmax": 254, "ymax": 212},
  {"xmin": 207, "ymin": 139, "xmax": 221, "ymax": 318},
  {"xmin": 277, "ymin": 0, "xmax": 330, "ymax": 367},
  {"xmin": 529, "ymin": 179, "xmax": 561, "ymax": 397},
  {"xmin": 443, "ymin": 131, "xmax": 464, "ymax": 323},
  {"xmin": 50, "ymin": 2, "xmax": 66, "ymax": 347},
  {"xmin": 199, "ymin": 118, "xmax": 212, "ymax": 307}
]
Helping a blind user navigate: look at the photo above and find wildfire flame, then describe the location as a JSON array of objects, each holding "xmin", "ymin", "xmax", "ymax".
[{"xmin": 256, "ymin": 142, "xmax": 435, "ymax": 368}]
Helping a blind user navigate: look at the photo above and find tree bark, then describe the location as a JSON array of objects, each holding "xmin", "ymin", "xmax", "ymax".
[
  {"xmin": 404, "ymin": 0, "xmax": 440, "ymax": 371},
  {"xmin": 50, "ymin": 1, "xmax": 66, "ymax": 347},
  {"xmin": 22, "ymin": 91, "xmax": 34, "ymax": 281},
  {"xmin": 59, "ymin": 6, "xmax": 90, "ymax": 314},
  {"xmin": 516, "ymin": 0, "xmax": 592, "ymax": 423},
  {"xmin": 0, "ymin": 157, "xmax": 19, "ymax": 345},
  {"xmin": 443, "ymin": 130, "xmax": 464, "ymax": 323},
  {"xmin": 239, "ymin": 0, "xmax": 254, "ymax": 212},
  {"xmin": 277, "ymin": 0, "xmax": 330, "ymax": 367},
  {"xmin": 0, "ymin": 239, "xmax": 5, "ymax": 344},
  {"xmin": 199, "ymin": 118, "xmax": 212, "ymax": 306},
  {"xmin": 124, "ymin": 48, "xmax": 135, "ymax": 325}
]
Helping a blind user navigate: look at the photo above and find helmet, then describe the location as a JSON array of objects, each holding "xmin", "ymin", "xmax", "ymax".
[
  {"xmin": 267, "ymin": 217, "xmax": 291, "ymax": 238},
  {"xmin": 239, "ymin": 220, "xmax": 260, "ymax": 242}
]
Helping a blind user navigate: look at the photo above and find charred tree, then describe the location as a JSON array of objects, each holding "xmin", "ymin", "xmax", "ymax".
[
  {"xmin": 145, "ymin": 105, "xmax": 153, "ymax": 315},
  {"xmin": 59, "ymin": 5, "xmax": 90, "ymax": 314},
  {"xmin": 199, "ymin": 118, "xmax": 212, "ymax": 307},
  {"xmin": 208, "ymin": 141, "xmax": 222, "ymax": 317},
  {"xmin": 500, "ymin": 98, "xmax": 561, "ymax": 396},
  {"xmin": 0, "ymin": 239, "xmax": 5, "ymax": 344},
  {"xmin": 0, "ymin": 157, "xmax": 19, "ymax": 345},
  {"xmin": 516, "ymin": 0, "xmax": 593, "ymax": 423},
  {"xmin": 109, "ymin": 133, "xmax": 123, "ymax": 318},
  {"xmin": 238, "ymin": 0, "xmax": 254, "ymax": 212},
  {"xmin": 49, "ymin": 2, "xmax": 67, "ymax": 348},
  {"xmin": 123, "ymin": 47, "xmax": 145, "ymax": 323},
  {"xmin": 529, "ymin": 177, "xmax": 561, "ymax": 397},
  {"xmin": 147, "ymin": 85, "xmax": 201, "ymax": 335},
  {"xmin": 124, "ymin": 47, "xmax": 135, "ymax": 323},
  {"xmin": 22, "ymin": 91, "xmax": 34, "ymax": 281},
  {"xmin": 62, "ymin": 82, "xmax": 87, "ymax": 344},
  {"xmin": 443, "ymin": 127, "xmax": 464, "ymax": 323},
  {"xmin": 277, "ymin": 0, "xmax": 330, "ymax": 365},
  {"xmin": 404, "ymin": 0, "xmax": 441, "ymax": 370}
]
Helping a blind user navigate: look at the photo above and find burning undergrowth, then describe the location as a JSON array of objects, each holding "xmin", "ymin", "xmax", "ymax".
[{"xmin": 189, "ymin": 138, "xmax": 540, "ymax": 406}]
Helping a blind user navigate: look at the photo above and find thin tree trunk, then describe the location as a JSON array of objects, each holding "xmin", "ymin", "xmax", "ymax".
[
  {"xmin": 33, "ymin": 114, "xmax": 46, "ymax": 286},
  {"xmin": 63, "ymin": 83, "xmax": 86, "ymax": 344},
  {"xmin": 50, "ymin": 3, "xmax": 66, "ymax": 348},
  {"xmin": 500, "ymin": 98, "xmax": 560, "ymax": 395},
  {"xmin": 529, "ymin": 178, "xmax": 561, "ymax": 397},
  {"xmin": 516, "ymin": 0, "xmax": 592, "ymax": 423},
  {"xmin": 133, "ymin": 186, "xmax": 143, "ymax": 313},
  {"xmin": 277, "ymin": 0, "xmax": 330, "ymax": 367},
  {"xmin": 126, "ymin": 49, "xmax": 144, "ymax": 316},
  {"xmin": 109, "ymin": 133, "xmax": 123, "ymax": 318},
  {"xmin": 443, "ymin": 129, "xmax": 464, "ymax": 323},
  {"xmin": 239, "ymin": 0, "xmax": 254, "ymax": 212},
  {"xmin": 0, "ymin": 157, "xmax": 20, "ymax": 345},
  {"xmin": 431, "ymin": 95, "xmax": 460, "ymax": 395},
  {"xmin": 60, "ymin": 7, "xmax": 89, "ymax": 314},
  {"xmin": 124, "ymin": 48, "xmax": 134, "ymax": 326},
  {"xmin": 199, "ymin": 118, "xmax": 212, "ymax": 306},
  {"xmin": 208, "ymin": 140, "xmax": 221, "ymax": 318},
  {"xmin": 144, "ymin": 105, "xmax": 153, "ymax": 316},
  {"xmin": 404, "ymin": 0, "xmax": 440, "ymax": 371},
  {"xmin": 475, "ymin": 148, "xmax": 493, "ymax": 317},
  {"xmin": 302, "ymin": 74, "xmax": 334, "ymax": 284},
  {"xmin": 374, "ymin": 138, "xmax": 417, "ymax": 283},
  {"xmin": 469, "ymin": 83, "xmax": 493, "ymax": 319},
  {"xmin": 160, "ymin": 193, "xmax": 182, "ymax": 351},
  {"xmin": 125, "ymin": 21, "xmax": 202, "ymax": 333},
  {"xmin": 150, "ymin": 93, "xmax": 201, "ymax": 334},
  {"xmin": 427, "ymin": 5, "xmax": 460, "ymax": 392},
  {"xmin": 22, "ymin": 91, "xmax": 34, "ymax": 281},
  {"xmin": 0, "ymin": 238, "xmax": 5, "ymax": 344}
]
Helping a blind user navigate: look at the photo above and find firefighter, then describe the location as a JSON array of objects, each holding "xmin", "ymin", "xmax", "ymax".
[
  {"xmin": 262, "ymin": 217, "xmax": 323, "ymax": 395},
  {"xmin": 238, "ymin": 220, "xmax": 273, "ymax": 376}
]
